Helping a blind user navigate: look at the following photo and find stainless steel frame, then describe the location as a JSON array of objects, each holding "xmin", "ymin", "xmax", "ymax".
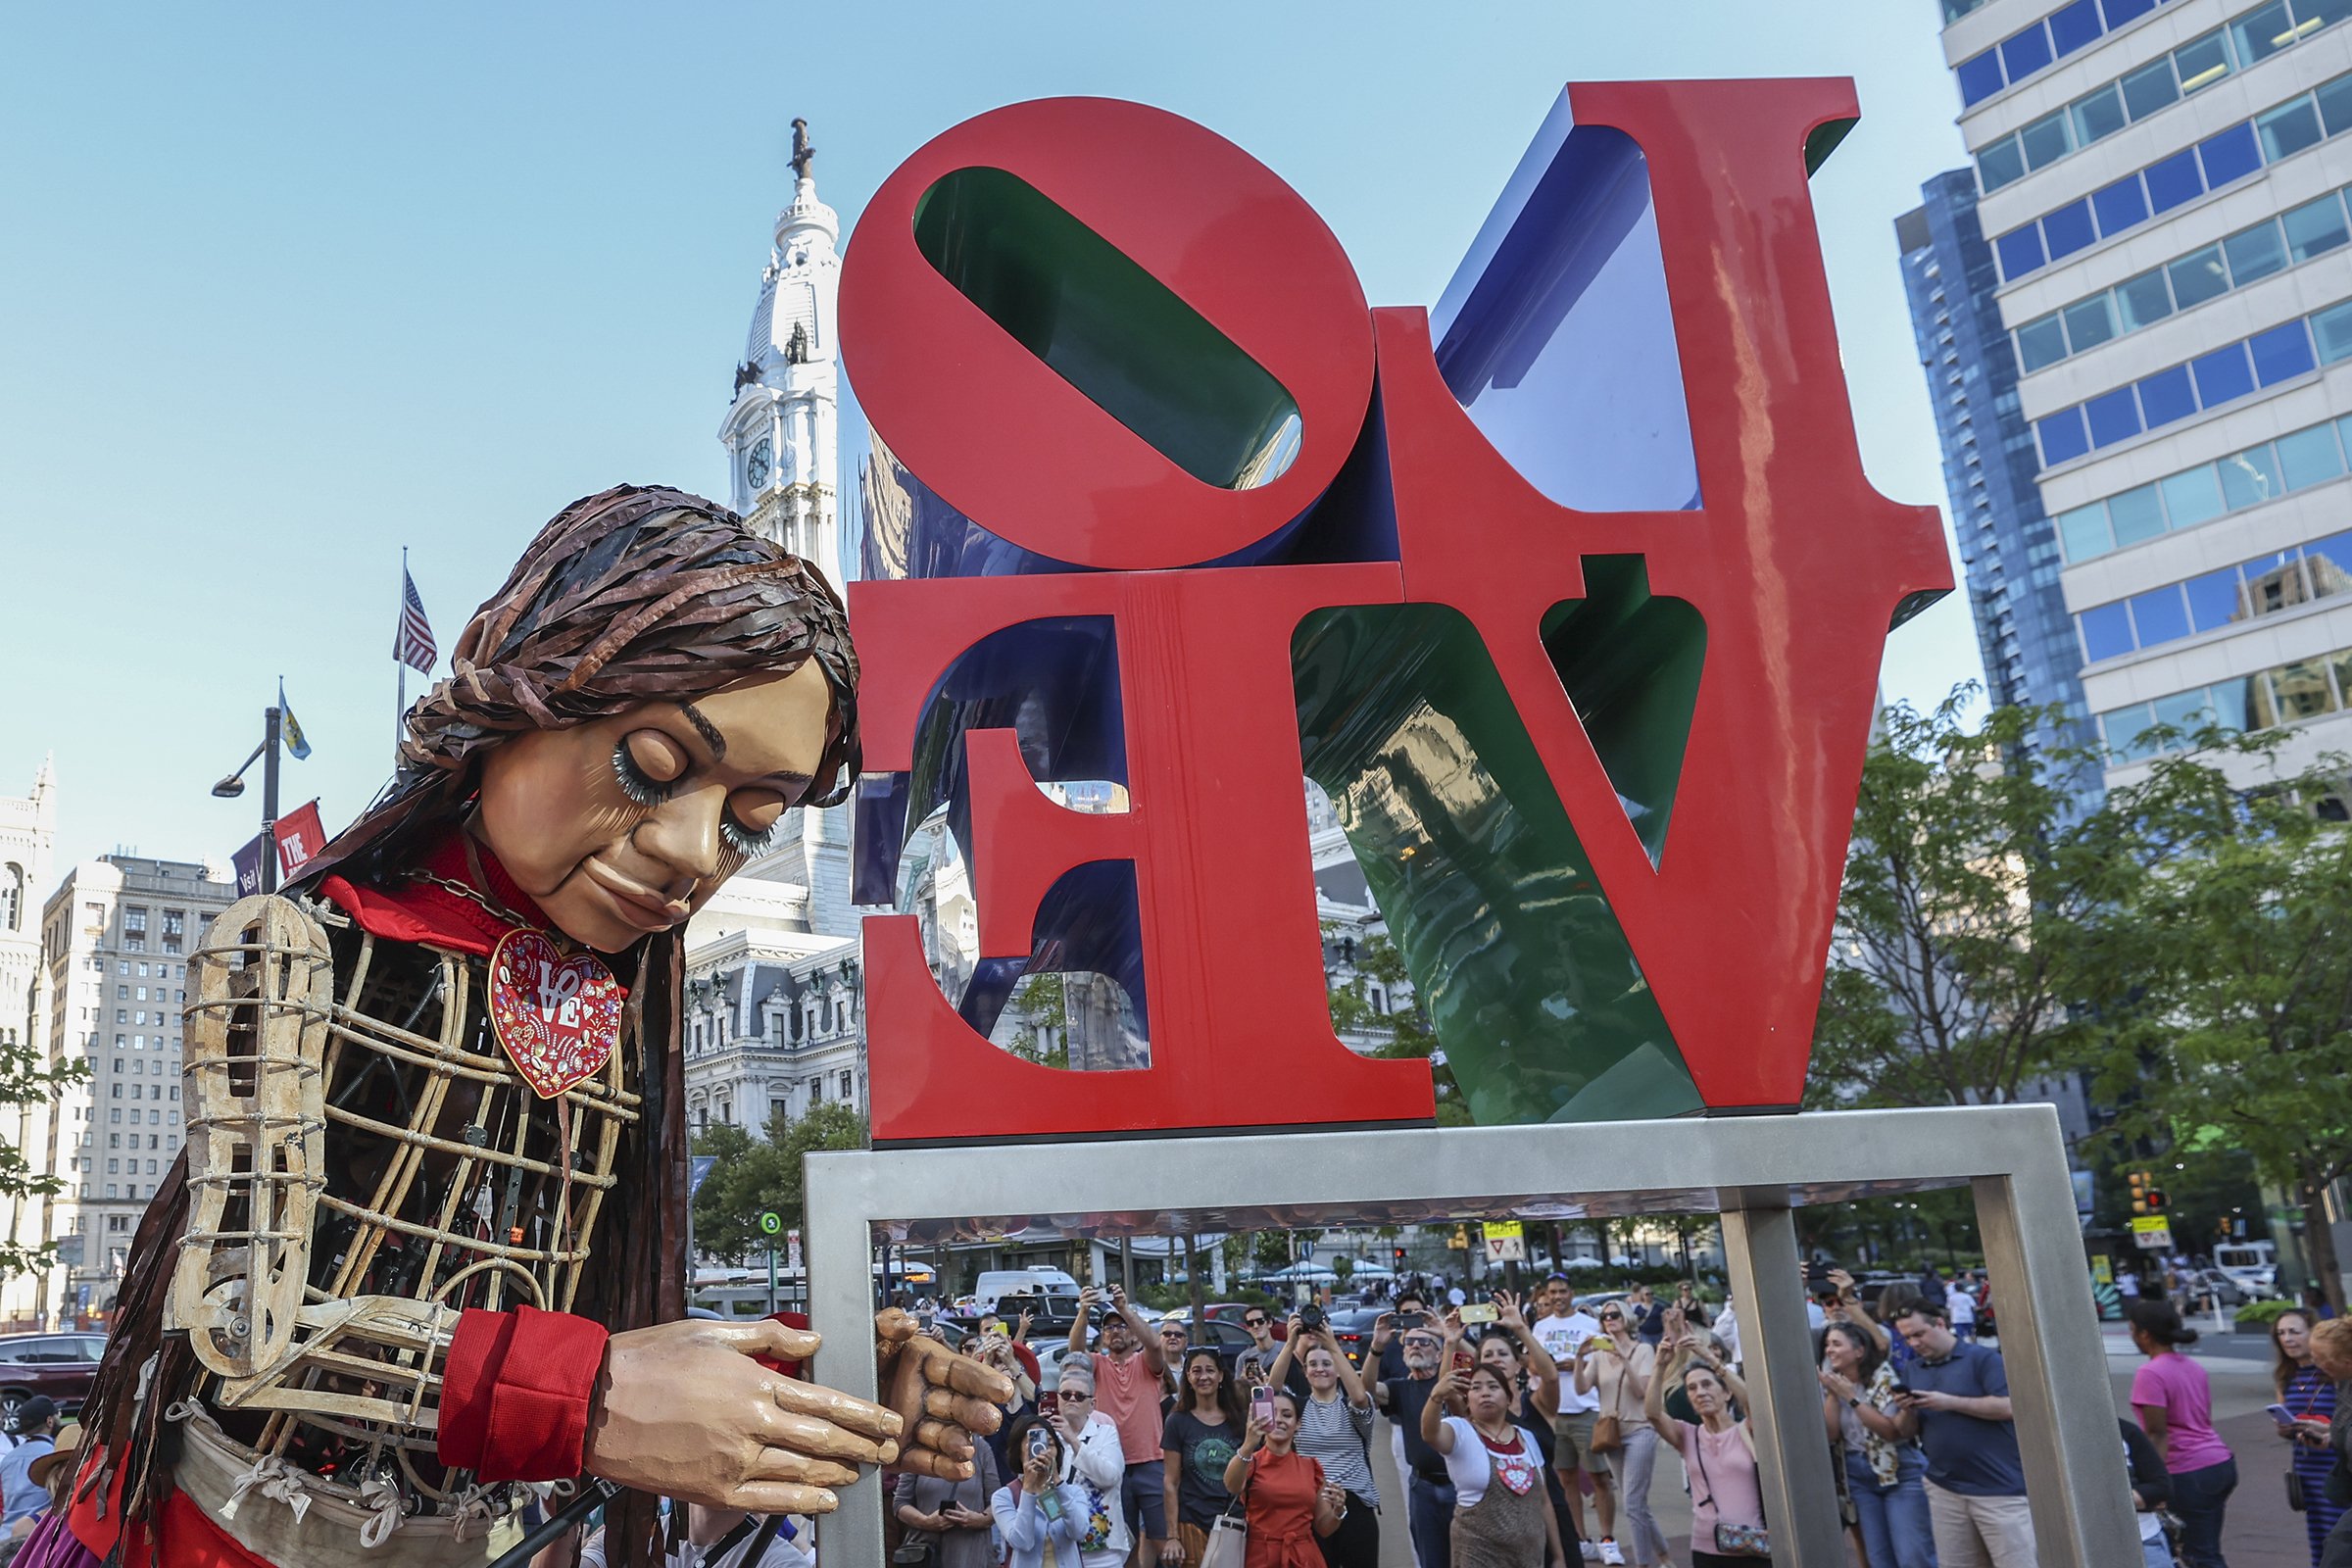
[{"xmin": 805, "ymin": 1103, "xmax": 2134, "ymax": 1566}]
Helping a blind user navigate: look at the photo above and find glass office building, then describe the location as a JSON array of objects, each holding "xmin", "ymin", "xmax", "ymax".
[
  {"xmin": 1898, "ymin": 171, "xmax": 2096, "ymax": 770},
  {"xmin": 1934, "ymin": 0, "xmax": 2352, "ymax": 789}
]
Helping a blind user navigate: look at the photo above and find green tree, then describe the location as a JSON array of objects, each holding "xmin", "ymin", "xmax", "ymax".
[
  {"xmin": 2090, "ymin": 733, "xmax": 2352, "ymax": 1311},
  {"xmin": 1005, "ymin": 972, "xmax": 1069, "ymax": 1069},
  {"xmin": 689, "ymin": 1104, "xmax": 871, "ymax": 1266},
  {"xmin": 0, "ymin": 1026, "xmax": 86, "ymax": 1282},
  {"xmin": 1809, "ymin": 692, "xmax": 2124, "ymax": 1110},
  {"xmin": 1326, "ymin": 927, "xmax": 1469, "ymax": 1125}
]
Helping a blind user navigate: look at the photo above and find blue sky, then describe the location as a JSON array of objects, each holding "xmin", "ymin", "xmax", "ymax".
[{"xmin": 0, "ymin": 1, "xmax": 1982, "ymax": 875}]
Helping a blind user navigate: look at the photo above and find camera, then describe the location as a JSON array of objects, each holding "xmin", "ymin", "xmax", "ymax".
[{"xmin": 1298, "ymin": 1303, "xmax": 1325, "ymax": 1332}]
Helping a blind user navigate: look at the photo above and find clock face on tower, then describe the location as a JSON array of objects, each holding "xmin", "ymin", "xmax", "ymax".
[{"xmin": 747, "ymin": 437, "xmax": 772, "ymax": 491}]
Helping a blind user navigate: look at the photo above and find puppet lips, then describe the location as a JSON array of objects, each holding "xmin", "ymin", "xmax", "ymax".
[
  {"xmin": 583, "ymin": 858, "xmax": 688, "ymax": 930},
  {"xmin": 489, "ymin": 929, "xmax": 624, "ymax": 1098}
]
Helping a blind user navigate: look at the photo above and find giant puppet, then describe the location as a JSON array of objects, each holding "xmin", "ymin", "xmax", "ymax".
[{"xmin": 55, "ymin": 489, "xmax": 1008, "ymax": 1568}]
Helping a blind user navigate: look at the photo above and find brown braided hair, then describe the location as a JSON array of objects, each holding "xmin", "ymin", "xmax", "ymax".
[{"xmin": 77, "ymin": 485, "xmax": 858, "ymax": 1568}]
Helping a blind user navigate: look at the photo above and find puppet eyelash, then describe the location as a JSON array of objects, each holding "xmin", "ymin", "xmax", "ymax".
[
  {"xmin": 612, "ymin": 741, "xmax": 677, "ymax": 808},
  {"xmin": 722, "ymin": 816, "xmax": 781, "ymax": 858}
]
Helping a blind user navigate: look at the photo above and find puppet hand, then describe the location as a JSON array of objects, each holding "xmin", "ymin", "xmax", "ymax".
[
  {"xmin": 877, "ymin": 1307, "xmax": 1017, "ymax": 1479},
  {"xmin": 586, "ymin": 1317, "xmax": 900, "ymax": 1513}
]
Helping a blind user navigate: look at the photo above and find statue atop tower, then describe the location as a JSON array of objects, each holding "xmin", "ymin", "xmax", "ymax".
[{"xmin": 719, "ymin": 118, "xmax": 843, "ymax": 592}]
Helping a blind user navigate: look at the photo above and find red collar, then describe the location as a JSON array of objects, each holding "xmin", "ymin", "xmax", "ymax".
[{"xmin": 319, "ymin": 834, "xmax": 567, "ymax": 959}]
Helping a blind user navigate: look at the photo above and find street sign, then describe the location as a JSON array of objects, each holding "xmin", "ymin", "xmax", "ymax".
[
  {"xmin": 1484, "ymin": 1220, "xmax": 1527, "ymax": 1264},
  {"xmin": 760, "ymin": 1210, "xmax": 782, "ymax": 1236},
  {"xmin": 2131, "ymin": 1216, "xmax": 2173, "ymax": 1251},
  {"xmin": 2091, "ymin": 1254, "xmax": 2113, "ymax": 1285},
  {"xmin": 787, "ymin": 1228, "xmax": 804, "ymax": 1272}
]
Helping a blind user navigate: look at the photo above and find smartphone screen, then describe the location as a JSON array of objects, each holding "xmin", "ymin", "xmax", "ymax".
[{"xmin": 1458, "ymin": 1303, "xmax": 1498, "ymax": 1325}]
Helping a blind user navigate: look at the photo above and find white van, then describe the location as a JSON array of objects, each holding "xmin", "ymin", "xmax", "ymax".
[{"xmin": 974, "ymin": 1267, "xmax": 1083, "ymax": 1313}]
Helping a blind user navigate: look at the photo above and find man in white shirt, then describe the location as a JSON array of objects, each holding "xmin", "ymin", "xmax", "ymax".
[
  {"xmin": 1532, "ymin": 1276, "xmax": 1616, "ymax": 1562},
  {"xmin": 1948, "ymin": 1278, "xmax": 1978, "ymax": 1340}
]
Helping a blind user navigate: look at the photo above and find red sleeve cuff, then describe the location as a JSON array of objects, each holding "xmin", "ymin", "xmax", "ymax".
[{"xmin": 437, "ymin": 1305, "xmax": 610, "ymax": 1482}]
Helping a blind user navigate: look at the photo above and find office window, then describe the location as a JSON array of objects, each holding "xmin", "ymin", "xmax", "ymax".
[
  {"xmin": 2086, "ymin": 386, "xmax": 2143, "ymax": 446},
  {"xmin": 2064, "ymin": 295, "xmax": 2119, "ymax": 352},
  {"xmin": 2018, "ymin": 315, "xmax": 2069, "ymax": 370},
  {"xmin": 2268, "ymin": 660, "xmax": 2336, "ymax": 719},
  {"xmin": 2315, "ymin": 302, "xmax": 2352, "ymax": 362},
  {"xmin": 2074, "ymin": 83, "xmax": 2129, "ymax": 146},
  {"xmin": 2116, "ymin": 270, "xmax": 2174, "ymax": 330},
  {"xmin": 2105, "ymin": 0, "xmax": 2158, "ymax": 24},
  {"xmin": 2092, "ymin": 176, "xmax": 2151, "ymax": 235},
  {"xmin": 2308, "ymin": 530, "xmax": 2352, "ymax": 589},
  {"xmin": 2260, "ymin": 97, "xmax": 2328, "ymax": 162},
  {"xmin": 2285, "ymin": 194, "xmax": 2351, "ymax": 260},
  {"xmin": 2250, "ymin": 320, "xmax": 2317, "ymax": 383},
  {"xmin": 2003, "ymin": 24, "xmax": 2055, "ymax": 81},
  {"xmin": 1980, "ymin": 138, "xmax": 2028, "ymax": 193},
  {"xmin": 2130, "ymin": 587, "xmax": 2192, "ymax": 647},
  {"xmin": 2108, "ymin": 484, "xmax": 2168, "ymax": 548},
  {"xmin": 2121, "ymin": 57, "xmax": 2181, "ymax": 120},
  {"xmin": 2277, "ymin": 423, "xmax": 2345, "ymax": 488},
  {"xmin": 2136, "ymin": 365, "xmax": 2199, "ymax": 428},
  {"xmin": 2144, "ymin": 149, "xmax": 2206, "ymax": 215},
  {"xmin": 2169, "ymin": 246, "xmax": 2231, "ymax": 309},
  {"xmin": 2175, "ymin": 27, "xmax": 2233, "ymax": 93},
  {"xmin": 2081, "ymin": 602, "xmax": 2135, "ymax": 660},
  {"xmin": 2184, "ymin": 567, "xmax": 2241, "ymax": 631},
  {"xmin": 2199, "ymin": 123, "xmax": 2264, "ymax": 189},
  {"xmin": 2057, "ymin": 502, "xmax": 2113, "ymax": 561},
  {"xmin": 2052, "ymin": 0, "xmax": 2104, "ymax": 53},
  {"xmin": 2225, "ymin": 220, "xmax": 2290, "ymax": 283},
  {"xmin": 2317, "ymin": 71, "xmax": 2352, "ymax": 134},
  {"xmin": 2045, "ymin": 201, "xmax": 2098, "ymax": 262},
  {"xmin": 1958, "ymin": 51, "xmax": 2006, "ymax": 107},
  {"xmin": 2220, "ymin": 444, "xmax": 2285, "ymax": 509},
  {"xmin": 2192, "ymin": 344, "xmax": 2258, "ymax": 407},
  {"xmin": 2232, "ymin": 1, "xmax": 2299, "ymax": 67},
  {"xmin": 1998, "ymin": 226, "xmax": 2047, "ymax": 281},
  {"xmin": 2039, "ymin": 408, "xmax": 2091, "ymax": 466}
]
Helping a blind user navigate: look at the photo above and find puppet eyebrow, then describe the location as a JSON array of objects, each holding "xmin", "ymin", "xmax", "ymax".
[{"xmin": 676, "ymin": 701, "xmax": 728, "ymax": 762}]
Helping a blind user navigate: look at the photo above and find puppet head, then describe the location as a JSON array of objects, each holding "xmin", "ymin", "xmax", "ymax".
[{"xmin": 315, "ymin": 484, "xmax": 859, "ymax": 952}]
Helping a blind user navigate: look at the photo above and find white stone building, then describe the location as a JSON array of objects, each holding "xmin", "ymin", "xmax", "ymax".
[
  {"xmin": 1939, "ymin": 0, "xmax": 2352, "ymax": 795},
  {"xmin": 0, "ymin": 762, "xmax": 56, "ymax": 1327},
  {"xmin": 15, "ymin": 856, "xmax": 235, "ymax": 1325}
]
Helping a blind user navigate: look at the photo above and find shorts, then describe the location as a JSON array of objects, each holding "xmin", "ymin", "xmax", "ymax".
[
  {"xmin": 1121, "ymin": 1457, "xmax": 1168, "ymax": 1539},
  {"xmin": 1550, "ymin": 1409, "xmax": 1609, "ymax": 1477}
]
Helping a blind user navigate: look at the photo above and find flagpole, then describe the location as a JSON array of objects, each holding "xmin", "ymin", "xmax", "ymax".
[{"xmin": 397, "ymin": 546, "xmax": 409, "ymax": 765}]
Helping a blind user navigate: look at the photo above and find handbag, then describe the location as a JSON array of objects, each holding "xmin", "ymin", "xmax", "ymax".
[
  {"xmin": 1690, "ymin": 1430, "xmax": 1771, "ymax": 1558},
  {"xmin": 1590, "ymin": 1348, "xmax": 1633, "ymax": 1455},
  {"xmin": 1200, "ymin": 1510, "xmax": 1249, "ymax": 1568},
  {"xmin": 2289, "ymin": 1468, "xmax": 2309, "ymax": 1512}
]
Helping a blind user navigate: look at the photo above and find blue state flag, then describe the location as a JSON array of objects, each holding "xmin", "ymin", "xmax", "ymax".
[{"xmin": 278, "ymin": 679, "xmax": 312, "ymax": 760}]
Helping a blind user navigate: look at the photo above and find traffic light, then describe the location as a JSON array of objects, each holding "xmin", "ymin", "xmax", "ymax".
[
  {"xmin": 2129, "ymin": 1171, "xmax": 2149, "ymax": 1215},
  {"xmin": 1393, "ymin": 1246, "xmax": 1406, "ymax": 1267},
  {"xmin": 2146, "ymin": 1186, "xmax": 2169, "ymax": 1213}
]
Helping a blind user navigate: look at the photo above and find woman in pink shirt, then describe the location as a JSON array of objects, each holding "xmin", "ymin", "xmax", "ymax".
[{"xmin": 2127, "ymin": 1299, "xmax": 2236, "ymax": 1568}]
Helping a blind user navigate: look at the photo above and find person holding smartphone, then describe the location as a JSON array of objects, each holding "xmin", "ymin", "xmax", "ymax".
[
  {"xmin": 1221, "ymin": 1389, "xmax": 1345, "ymax": 1567},
  {"xmin": 1070, "ymin": 1284, "xmax": 1173, "ymax": 1566},
  {"xmin": 1268, "ymin": 1312, "xmax": 1381, "ymax": 1567},
  {"xmin": 894, "ymin": 1414, "xmax": 1002, "ymax": 1568},
  {"xmin": 994, "ymin": 1415, "xmax": 1091, "ymax": 1568}
]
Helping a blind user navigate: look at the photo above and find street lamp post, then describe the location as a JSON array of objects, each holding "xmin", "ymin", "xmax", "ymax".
[{"xmin": 212, "ymin": 707, "xmax": 284, "ymax": 892}]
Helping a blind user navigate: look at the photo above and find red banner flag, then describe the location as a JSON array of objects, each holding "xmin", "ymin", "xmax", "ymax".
[{"xmin": 273, "ymin": 800, "xmax": 327, "ymax": 880}]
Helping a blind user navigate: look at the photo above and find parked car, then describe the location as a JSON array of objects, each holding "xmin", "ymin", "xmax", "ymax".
[
  {"xmin": 0, "ymin": 1333, "xmax": 106, "ymax": 1426},
  {"xmin": 1322, "ymin": 1306, "xmax": 1388, "ymax": 1370}
]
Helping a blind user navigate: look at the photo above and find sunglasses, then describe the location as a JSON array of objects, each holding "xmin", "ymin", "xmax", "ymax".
[
  {"xmin": 1058, "ymin": 1390, "xmax": 1093, "ymax": 1400},
  {"xmin": 1599, "ymin": 1312, "xmax": 1624, "ymax": 1322},
  {"xmin": 1244, "ymin": 1317, "xmax": 1269, "ymax": 1327},
  {"xmin": 1402, "ymin": 1338, "xmax": 1441, "ymax": 1349}
]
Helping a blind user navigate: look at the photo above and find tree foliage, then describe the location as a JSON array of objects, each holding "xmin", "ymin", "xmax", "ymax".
[
  {"xmin": 691, "ymin": 1103, "xmax": 869, "ymax": 1266},
  {"xmin": 1809, "ymin": 693, "xmax": 2125, "ymax": 1109},
  {"xmin": 0, "ymin": 1028, "xmax": 85, "ymax": 1282},
  {"xmin": 2088, "ymin": 729, "xmax": 2352, "ymax": 1310}
]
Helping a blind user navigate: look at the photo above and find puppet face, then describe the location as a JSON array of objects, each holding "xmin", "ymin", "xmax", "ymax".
[{"xmin": 473, "ymin": 661, "xmax": 832, "ymax": 953}]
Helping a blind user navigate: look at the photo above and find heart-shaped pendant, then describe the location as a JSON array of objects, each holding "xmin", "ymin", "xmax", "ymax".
[{"xmin": 487, "ymin": 928, "xmax": 625, "ymax": 1099}]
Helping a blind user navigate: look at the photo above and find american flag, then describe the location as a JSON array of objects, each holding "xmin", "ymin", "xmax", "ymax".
[{"xmin": 395, "ymin": 567, "xmax": 437, "ymax": 673}]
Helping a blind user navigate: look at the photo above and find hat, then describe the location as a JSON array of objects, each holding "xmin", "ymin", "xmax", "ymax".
[
  {"xmin": 1160, "ymin": 1311, "xmax": 1189, "ymax": 1327},
  {"xmin": 13, "ymin": 1396, "xmax": 56, "ymax": 1434},
  {"xmin": 26, "ymin": 1422, "xmax": 80, "ymax": 1494}
]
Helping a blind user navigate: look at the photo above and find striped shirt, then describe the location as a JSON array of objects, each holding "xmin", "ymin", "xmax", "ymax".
[{"xmin": 1293, "ymin": 1392, "xmax": 1378, "ymax": 1504}]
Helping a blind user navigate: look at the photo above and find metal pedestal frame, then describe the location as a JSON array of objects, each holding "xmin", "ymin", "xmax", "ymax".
[{"xmin": 805, "ymin": 1104, "xmax": 2135, "ymax": 1567}]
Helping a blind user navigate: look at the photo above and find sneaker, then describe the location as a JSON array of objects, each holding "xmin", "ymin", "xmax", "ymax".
[
  {"xmin": 1579, "ymin": 1546, "xmax": 1600, "ymax": 1562},
  {"xmin": 1599, "ymin": 1543, "xmax": 1625, "ymax": 1566}
]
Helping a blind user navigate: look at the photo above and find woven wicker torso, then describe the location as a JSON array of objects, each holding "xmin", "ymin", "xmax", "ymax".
[{"xmin": 172, "ymin": 892, "xmax": 641, "ymax": 1524}]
